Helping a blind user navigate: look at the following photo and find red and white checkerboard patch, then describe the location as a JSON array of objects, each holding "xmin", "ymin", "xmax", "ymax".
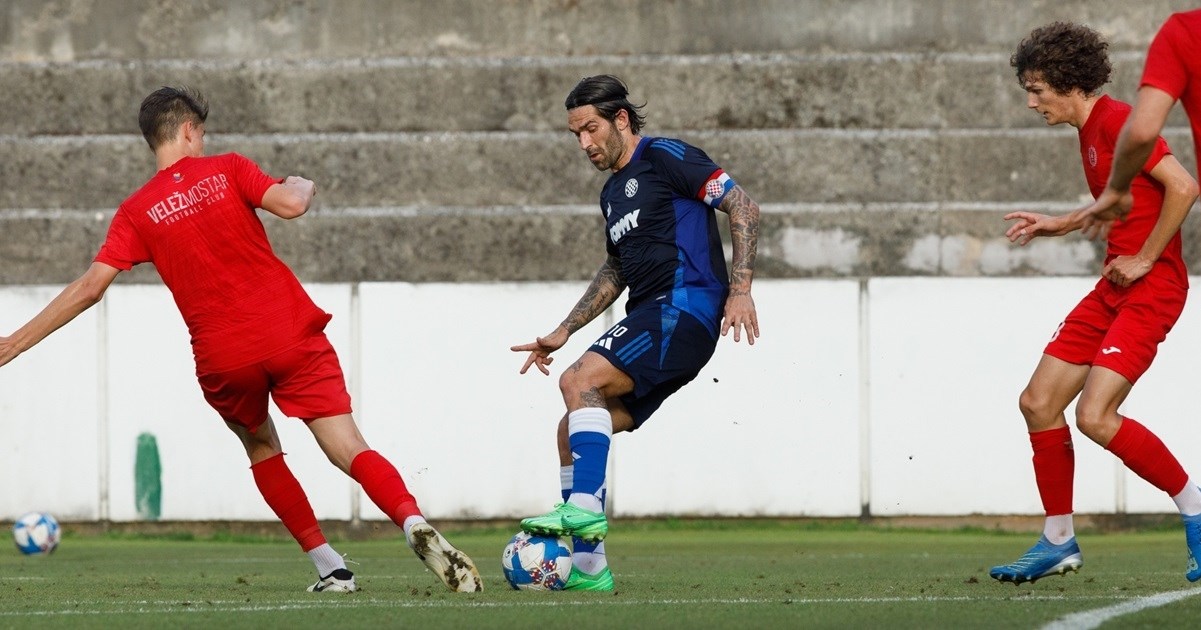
[
  {"xmin": 701, "ymin": 171, "xmax": 732, "ymax": 206},
  {"xmin": 705, "ymin": 179, "xmax": 723, "ymax": 198}
]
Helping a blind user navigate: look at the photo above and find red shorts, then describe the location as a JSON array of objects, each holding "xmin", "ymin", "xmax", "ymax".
[
  {"xmin": 1044, "ymin": 270, "xmax": 1186, "ymax": 384},
  {"xmin": 197, "ymin": 333, "xmax": 353, "ymax": 431}
]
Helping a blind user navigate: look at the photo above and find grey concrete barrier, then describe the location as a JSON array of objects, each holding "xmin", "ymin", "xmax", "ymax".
[
  {"xmin": 1, "ymin": 0, "xmax": 1183, "ymax": 62},
  {"xmin": 6, "ymin": 202, "xmax": 1201, "ymax": 285},
  {"xmin": 1, "ymin": 129, "xmax": 1195, "ymax": 209},
  {"xmin": 0, "ymin": 52, "xmax": 1179, "ymax": 136}
]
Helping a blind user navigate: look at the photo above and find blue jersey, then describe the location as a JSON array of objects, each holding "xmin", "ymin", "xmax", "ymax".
[{"xmin": 600, "ymin": 136, "xmax": 734, "ymax": 337}]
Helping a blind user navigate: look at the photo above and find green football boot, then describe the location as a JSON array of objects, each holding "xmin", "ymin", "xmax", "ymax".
[
  {"xmin": 520, "ymin": 502, "xmax": 609, "ymax": 542},
  {"xmin": 564, "ymin": 565, "xmax": 615, "ymax": 591}
]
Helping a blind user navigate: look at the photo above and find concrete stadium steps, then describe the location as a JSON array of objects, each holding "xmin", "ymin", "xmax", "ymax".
[
  {"xmin": 3, "ymin": 1, "xmax": 1195, "ymax": 285},
  {"xmin": 1, "ymin": 0, "xmax": 1181, "ymax": 62},
  {"xmin": 11, "ymin": 202, "xmax": 1201, "ymax": 286},
  {"xmin": 0, "ymin": 52, "xmax": 1180, "ymax": 135},
  {"xmin": 3, "ymin": 129, "xmax": 1197, "ymax": 210}
]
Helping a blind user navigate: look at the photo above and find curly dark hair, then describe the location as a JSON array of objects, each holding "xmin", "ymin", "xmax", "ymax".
[{"xmin": 1011, "ymin": 22, "xmax": 1111, "ymax": 95}]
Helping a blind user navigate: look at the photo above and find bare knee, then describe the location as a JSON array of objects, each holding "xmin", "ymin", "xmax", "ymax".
[
  {"xmin": 1073, "ymin": 399, "xmax": 1121, "ymax": 444},
  {"xmin": 1017, "ymin": 386, "xmax": 1063, "ymax": 430},
  {"xmin": 558, "ymin": 366, "xmax": 592, "ymax": 399},
  {"xmin": 226, "ymin": 419, "xmax": 282, "ymax": 464},
  {"xmin": 559, "ymin": 368, "xmax": 607, "ymax": 410}
]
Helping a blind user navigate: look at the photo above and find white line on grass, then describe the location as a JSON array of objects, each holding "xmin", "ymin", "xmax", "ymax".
[
  {"xmin": 0, "ymin": 594, "xmax": 1157, "ymax": 618},
  {"xmin": 1041, "ymin": 587, "xmax": 1201, "ymax": 630}
]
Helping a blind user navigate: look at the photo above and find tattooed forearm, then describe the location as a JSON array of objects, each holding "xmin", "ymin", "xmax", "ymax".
[
  {"xmin": 560, "ymin": 255, "xmax": 626, "ymax": 334},
  {"xmin": 719, "ymin": 185, "xmax": 760, "ymax": 295}
]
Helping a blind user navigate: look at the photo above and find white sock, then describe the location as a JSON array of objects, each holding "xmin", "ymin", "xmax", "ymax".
[
  {"xmin": 560, "ymin": 465, "xmax": 573, "ymax": 501},
  {"xmin": 403, "ymin": 514, "xmax": 427, "ymax": 539},
  {"xmin": 573, "ymin": 541, "xmax": 608, "ymax": 574},
  {"xmin": 307, "ymin": 543, "xmax": 346, "ymax": 577},
  {"xmin": 1172, "ymin": 481, "xmax": 1201, "ymax": 517},
  {"xmin": 1043, "ymin": 514, "xmax": 1075, "ymax": 545},
  {"xmin": 569, "ymin": 492, "xmax": 603, "ymax": 513}
]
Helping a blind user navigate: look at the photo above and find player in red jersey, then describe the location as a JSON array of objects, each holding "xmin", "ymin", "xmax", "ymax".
[
  {"xmin": 992, "ymin": 23, "xmax": 1201, "ymax": 585},
  {"xmin": 1074, "ymin": 9, "xmax": 1201, "ymax": 224},
  {"xmin": 0, "ymin": 86, "xmax": 482, "ymax": 593}
]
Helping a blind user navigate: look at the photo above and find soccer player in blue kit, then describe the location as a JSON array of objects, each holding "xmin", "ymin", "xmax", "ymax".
[{"xmin": 511, "ymin": 75, "xmax": 762, "ymax": 591}]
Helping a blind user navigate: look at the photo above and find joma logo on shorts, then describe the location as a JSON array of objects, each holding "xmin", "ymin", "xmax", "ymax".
[{"xmin": 609, "ymin": 208, "xmax": 641, "ymax": 243}]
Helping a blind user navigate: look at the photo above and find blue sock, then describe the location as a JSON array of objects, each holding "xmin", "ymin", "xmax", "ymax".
[
  {"xmin": 562, "ymin": 463, "xmax": 607, "ymax": 573},
  {"xmin": 567, "ymin": 408, "xmax": 612, "ymax": 511},
  {"xmin": 563, "ymin": 411, "xmax": 611, "ymax": 575}
]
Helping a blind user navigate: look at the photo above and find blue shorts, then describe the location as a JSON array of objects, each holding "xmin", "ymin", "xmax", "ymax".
[{"xmin": 587, "ymin": 303, "xmax": 717, "ymax": 429}]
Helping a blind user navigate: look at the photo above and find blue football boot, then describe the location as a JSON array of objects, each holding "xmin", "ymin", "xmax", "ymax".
[
  {"xmin": 1183, "ymin": 513, "xmax": 1201, "ymax": 582},
  {"xmin": 989, "ymin": 535, "xmax": 1083, "ymax": 585}
]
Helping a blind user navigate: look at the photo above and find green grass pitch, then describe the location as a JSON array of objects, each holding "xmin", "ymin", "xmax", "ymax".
[{"xmin": 3, "ymin": 520, "xmax": 1201, "ymax": 628}]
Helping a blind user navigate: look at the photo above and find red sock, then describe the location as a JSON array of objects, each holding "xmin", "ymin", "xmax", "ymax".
[
  {"xmin": 251, "ymin": 453, "xmax": 326, "ymax": 551},
  {"xmin": 1030, "ymin": 426, "xmax": 1074, "ymax": 516},
  {"xmin": 1106, "ymin": 417, "xmax": 1189, "ymax": 496},
  {"xmin": 350, "ymin": 450, "xmax": 422, "ymax": 526}
]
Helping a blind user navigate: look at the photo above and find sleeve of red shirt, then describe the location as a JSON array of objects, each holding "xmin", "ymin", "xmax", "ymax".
[
  {"xmin": 94, "ymin": 207, "xmax": 150, "ymax": 270},
  {"xmin": 1140, "ymin": 15, "xmax": 1188, "ymax": 99},
  {"xmin": 1141, "ymin": 136, "xmax": 1172, "ymax": 176},
  {"xmin": 228, "ymin": 153, "xmax": 282, "ymax": 209},
  {"xmin": 1106, "ymin": 99, "xmax": 1174, "ymax": 175}
]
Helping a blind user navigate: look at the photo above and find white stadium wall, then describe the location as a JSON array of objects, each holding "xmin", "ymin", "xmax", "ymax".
[{"xmin": 3, "ymin": 278, "xmax": 1201, "ymax": 522}]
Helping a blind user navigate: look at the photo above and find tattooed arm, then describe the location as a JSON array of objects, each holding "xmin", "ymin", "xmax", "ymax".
[
  {"xmin": 560, "ymin": 254, "xmax": 627, "ymax": 334},
  {"xmin": 717, "ymin": 185, "xmax": 760, "ymax": 344},
  {"xmin": 511, "ymin": 255, "xmax": 626, "ymax": 375}
]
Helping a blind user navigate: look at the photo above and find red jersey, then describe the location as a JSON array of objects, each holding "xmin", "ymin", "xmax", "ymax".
[
  {"xmin": 95, "ymin": 153, "xmax": 331, "ymax": 373},
  {"xmin": 1078, "ymin": 95, "xmax": 1186, "ymax": 286},
  {"xmin": 1141, "ymin": 9, "xmax": 1201, "ymax": 182}
]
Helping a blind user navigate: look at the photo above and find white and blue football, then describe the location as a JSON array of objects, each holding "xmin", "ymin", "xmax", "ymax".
[
  {"xmin": 501, "ymin": 531, "xmax": 571, "ymax": 591},
  {"xmin": 12, "ymin": 512, "xmax": 61, "ymax": 555}
]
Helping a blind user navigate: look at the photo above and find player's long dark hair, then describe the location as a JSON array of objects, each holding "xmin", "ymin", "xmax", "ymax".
[
  {"xmin": 1011, "ymin": 22, "xmax": 1111, "ymax": 95},
  {"xmin": 138, "ymin": 85, "xmax": 209, "ymax": 151},
  {"xmin": 565, "ymin": 75, "xmax": 647, "ymax": 135}
]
